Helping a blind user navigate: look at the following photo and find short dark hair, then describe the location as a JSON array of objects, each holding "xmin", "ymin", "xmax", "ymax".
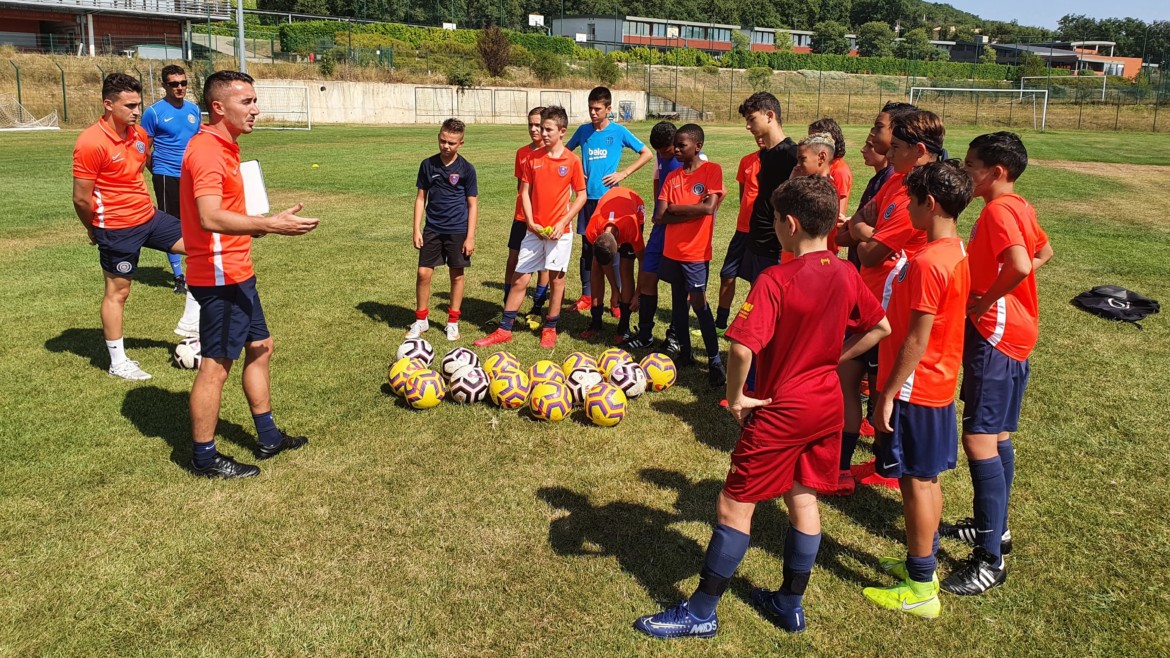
[
  {"xmin": 892, "ymin": 110, "xmax": 946, "ymax": 160},
  {"xmin": 440, "ymin": 117, "xmax": 465, "ymax": 135},
  {"xmin": 738, "ymin": 91, "xmax": 782, "ymax": 123},
  {"xmin": 649, "ymin": 121, "xmax": 677, "ymax": 149},
  {"xmin": 527, "ymin": 106, "xmax": 545, "ymax": 118},
  {"xmin": 102, "ymin": 73, "xmax": 141, "ymax": 101},
  {"xmin": 160, "ymin": 64, "xmax": 185, "ymax": 83},
  {"xmin": 904, "ymin": 161, "xmax": 974, "ymax": 220},
  {"xmin": 587, "ymin": 86, "xmax": 612, "ymax": 106},
  {"xmin": 593, "ymin": 231, "xmax": 619, "ymax": 266},
  {"xmin": 540, "ymin": 105, "xmax": 568, "ymax": 129},
  {"xmin": 882, "ymin": 101, "xmax": 918, "ymax": 121},
  {"xmin": 676, "ymin": 123, "xmax": 704, "ymax": 145},
  {"xmin": 808, "ymin": 118, "xmax": 845, "ymax": 160},
  {"xmin": 968, "ymin": 131, "xmax": 1028, "ymax": 181},
  {"xmin": 202, "ymin": 70, "xmax": 254, "ymax": 111},
  {"xmin": 771, "ymin": 176, "xmax": 839, "ymax": 238}
]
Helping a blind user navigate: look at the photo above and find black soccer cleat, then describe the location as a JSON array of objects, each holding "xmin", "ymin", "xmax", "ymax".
[
  {"xmin": 257, "ymin": 431, "xmax": 309, "ymax": 460},
  {"xmin": 173, "ymin": 274, "xmax": 187, "ymax": 295},
  {"xmin": 191, "ymin": 454, "xmax": 260, "ymax": 479},
  {"xmin": 708, "ymin": 361, "xmax": 727, "ymax": 388},
  {"xmin": 622, "ymin": 329, "xmax": 657, "ymax": 350},
  {"xmin": 941, "ymin": 547, "xmax": 1007, "ymax": 596},
  {"xmin": 939, "ymin": 517, "xmax": 1013, "ymax": 555}
]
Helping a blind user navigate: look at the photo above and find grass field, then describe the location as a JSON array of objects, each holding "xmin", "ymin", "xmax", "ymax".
[{"xmin": 2, "ymin": 121, "xmax": 1169, "ymax": 656}]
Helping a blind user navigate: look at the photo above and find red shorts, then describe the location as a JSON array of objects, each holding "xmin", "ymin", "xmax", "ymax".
[{"xmin": 723, "ymin": 425, "xmax": 841, "ymax": 503}]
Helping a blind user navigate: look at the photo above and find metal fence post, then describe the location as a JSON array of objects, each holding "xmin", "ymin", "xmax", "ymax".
[
  {"xmin": 728, "ymin": 68, "xmax": 733, "ymax": 120},
  {"xmin": 1115, "ymin": 91, "xmax": 1121, "ymax": 131},
  {"xmin": 53, "ymin": 59, "xmax": 68, "ymax": 122},
  {"xmin": 7, "ymin": 61, "xmax": 23, "ymax": 122}
]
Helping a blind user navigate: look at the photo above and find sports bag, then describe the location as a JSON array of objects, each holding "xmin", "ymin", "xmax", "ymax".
[{"xmin": 1070, "ymin": 285, "xmax": 1160, "ymax": 328}]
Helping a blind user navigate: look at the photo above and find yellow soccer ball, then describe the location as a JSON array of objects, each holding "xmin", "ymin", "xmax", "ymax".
[
  {"xmin": 388, "ymin": 357, "xmax": 427, "ymax": 396},
  {"xmin": 489, "ymin": 370, "xmax": 531, "ymax": 409},
  {"xmin": 484, "ymin": 351, "xmax": 521, "ymax": 381},
  {"xmin": 562, "ymin": 351, "xmax": 599, "ymax": 375},
  {"xmin": 640, "ymin": 353, "xmax": 678, "ymax": 392},
  {"xmin": 529, "ymin": 359, "xmax": 566, "ymax": 386},
  {"xmin": 597, "ymin": 347, "xmax": 633, "ymax": 378},
  {"xmin": 584, "ymin": 382, "xmax": 628, "ymax": 427},
  {"xmin": 529, "ymin": 381, "xmax": 573, "ymax": 422},
  {"xmin": 404, "ymin": 369, "xmax": 446, "ymax": 409}
]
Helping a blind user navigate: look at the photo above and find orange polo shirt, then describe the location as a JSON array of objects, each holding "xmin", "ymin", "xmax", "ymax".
[
  {"xmin": 180, "ymin": 127, "xmax": 254, "ymax": 287},
  {"xmin": 72, "ymin": 117, "xmax": 155, "ymax": 229}
]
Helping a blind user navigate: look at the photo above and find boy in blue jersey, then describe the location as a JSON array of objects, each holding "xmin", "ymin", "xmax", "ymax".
[
  {"xmin": 141, "ymin": 64, "xmax": 201, "ymax": 296},
  {"xmin": 408, "ymin": 118, "xmax": 478, "ymax": 342},
  {"xmin": 566, "ymin": 86, "xmax": 653, "ymax": 315}
]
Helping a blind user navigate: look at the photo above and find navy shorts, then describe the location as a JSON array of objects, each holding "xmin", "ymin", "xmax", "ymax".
[
  {"xmin": 718, "ymin": 230, "xmax": 751, "ymax": 280},
  {"xmin": 507, "ymin": 220, "xmax": 528, "ymax": 251},
  {"xmin": 960, "ymin": 320, "xmax": 1031, "ymax": 435},
  {"xmin": 875, "ymin": 400, "xmax": 958, "ymax": 479},
  {"xmin": 738, "ymin": 249, "xmax": 780, "ymax": 284},
  {"xmin": 189, "ymin": 276, "xmax": 271, "ymax": 361},
  {"xmin": 659, "ymin": 257, "xmax": 709, "ymax": 291},
  {"xmin": 418, "ymin": 231, "xmax": 470, "ymax": 269},
  {"xmin": 642, "ymin": 225, "xmax": 666, "ymax": 274},
  {"xmin": 94, "ymin": 210, "xmax": 183, "ymax": 277},
  {"xmin": 575, "ymin": 199, "xmax": 599, "ymax": 235}
]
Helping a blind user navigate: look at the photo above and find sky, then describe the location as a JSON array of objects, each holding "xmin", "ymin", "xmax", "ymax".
[{"xmin": 945, "ymin": 1, "xmax": 1170, "ymax": 29}]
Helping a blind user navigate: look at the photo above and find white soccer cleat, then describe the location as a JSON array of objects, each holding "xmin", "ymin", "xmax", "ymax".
[
  {"xmin": 109, "ymin": 360, "xmax": 152, "ymax": 380},
  {"xmin": 446, "ymin": 323, "xmax": 460, "ymax": 341},
  {"xmin": 406, "ymin": 319, "xmax": 430, "ymax": 339},
  {"xmin": 174, "ymin": 320, "xmax": 199, "ymax": 338}
]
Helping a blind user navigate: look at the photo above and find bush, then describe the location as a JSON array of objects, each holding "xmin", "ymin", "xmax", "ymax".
[
  {"xmin": 510, "ymin": 44, "xmax": 534, "ymax": 68},
  {"xmin": 719, "ymin": 49, "xmax": 1016, "ymax": 81},
  {"xmin": 531, "ymin": 51, "xmax": 565, "ymax": 83},
  {"xmin": 318, "ymin": 49, "xmax": 337, "ymax": 77},
  {"xmin": 445, "ymin": 61, "xmax": 478, "ymax": 89},
  {"xmin": 746, "ymin": 67, "xmax": 773, "ymax": 91},
  {"xmin": 477, "ymin": 26, "xmax": 512, "ymax": 78},
  {"xmin": 279, "ymin": 20, "xmax": 575, "ymax": 56},
  {"xmin": 590, "ymin": 55, "xmax": 621, "ymax": 86}
]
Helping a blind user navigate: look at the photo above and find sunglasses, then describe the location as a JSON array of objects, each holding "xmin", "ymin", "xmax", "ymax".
[{"xmin": 166, "ymin": 80, "xmax": 188, "ymax": 88}]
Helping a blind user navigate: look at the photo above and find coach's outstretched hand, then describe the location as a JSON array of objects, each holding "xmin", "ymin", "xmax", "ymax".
[{"xmin": 268, "ymin": 203, "xmax": 320, "ymax": 236}]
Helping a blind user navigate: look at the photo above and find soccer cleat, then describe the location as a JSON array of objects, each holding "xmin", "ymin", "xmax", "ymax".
[
  {"xmin": 878, "ymin": 557, "xmax": 941, "ymax": 594},
  {"xmin": 862, "ymin": 581, "xmax": 940, "ymax": 619},
  {"xmin": 661, "ymin": 335, "xmax": 682, "ymax": 356},
  {"xmin": 406, "ymin": 319, "xmax": 429, "ymax": 339},
  {"xmin": 633, "ymin": 601, "xmax": 718, "ymax": 640},
  {"xmin": 257, "ymin": 431, "xmax": 309, "ymax": 460},
  {"xmin": 823, "ymin": 469, "xmax": 856, "ymax": 497},
  {"xmin": 622, "ymin": 333, "xmax": 656, "ymax": 350},
  {"xmin": 446, "ymin": 323, "xmax": 460, "ymax": 341},
  {"xmin": 939, "ymin": 518, "xmax": 1013, "ymax": 555},
  {"xmin": 613, "ymin": 329, "xmax": 636, "ymax": 345},
  {"xmin": 474, "ymin": 329, "xmax": 513, "ymax": 347},
  {"xmin": 540, "ymin": 328, "xmax": 558, "ymax": 349},
  {"xmin": 190, "ymin": 453, "xmax": 260, "ymax": 479},
  {"xmin": 172, "ymin": 274, "xmax": 187, "ymax": 295},
  {"xmin": 611, "ymin": 306, "xmax": 621, "ymax": 319},
  {"xmin": 749, "ymin": 588, "xmax": 805, "ymax": 633},
  {"xmin": 859, "ymin": 418, "xmax": 876, "ymax": 438},
  {"xmin": 109, "ymin": 360, "xmax": 152, "ymax": 381},
  {"xmin": 573, "ymin": 295, "xmax": 592, "ymax": 313},
  {"xmin": 708, "ymin": 361, "xmax": 727, "ymax": 388},
  {"xmin": 174, "ymin": 320, "xmax": 199, "ymax": 338},
  {"xmin": 852, "ymin": 458, "xmax": 901, "ymax": 490},
  {"xmin": 675, "ymin": 354, "xmax": 697, "ymax": 369},
  {"xmin": 941, "ymin": 547, "xmax": 1007, "ymax": 596}
]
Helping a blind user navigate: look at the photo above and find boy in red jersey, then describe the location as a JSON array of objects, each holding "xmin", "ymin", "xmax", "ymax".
[
  {"xmin": 939, "ymin": 132, "xmax": 1054, "ymax": 595},
  {"xmin": 476, "ymin": 106, "xmax": 586, "ymax": 349},
  {"xmin": 714, "ymin": 135, "xmax": 765, "ymax": 330},
  {"xmin": 862, "ymin": 161, "xmax": 973, "ymax": 619},
  {"xmin": 634, "ymin": 176, "xmax": 889, "ymax": 639},
  {"xmin": 581, "ymin": 186, "xmax": 646, "ymax": 340},
  {"xmin": 654, "ymin": 124, "xmax": 727, "ymax": 386},
  {"xmin": 499, "ymin": 107, "xmax": 550, "ymax": 321},
  {"xmin": 808, "ymin": 118, "xmax": 852, "ymax": 218}
]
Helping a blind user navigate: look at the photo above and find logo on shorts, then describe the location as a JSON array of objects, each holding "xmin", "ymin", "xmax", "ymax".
[
  {"xmin": 691, "ymin": 183, "xmax": 706, "ymax": 195},
  {"xmin": 116, "ymin": 261, "xmax": 133, "ymax": 274},
  {"xmin": 558, "ymin": 165, "xmax": 569, "ymax": 177},
  {"xmin": 448, "ymin": 173, "xmax": 461, "ymax": 185},
  {"xmin": 187, "ymin": 114, "xmax": 197, "ymax": 124},
  {"xmin": 883, "ymin": 203, "xmax": 896, "ymax": 220},
  {"xmin": 134, "ymin": 141, "xmax": 146, "ymax": 154}
]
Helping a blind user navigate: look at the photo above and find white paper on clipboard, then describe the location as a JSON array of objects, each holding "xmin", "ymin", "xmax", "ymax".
[{"xmin": 240, "ymin": 160, "xmax": 270, "ymax": 216}]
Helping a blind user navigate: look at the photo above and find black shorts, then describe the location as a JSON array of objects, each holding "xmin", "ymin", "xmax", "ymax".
[
  {"xmin": 617, "ymin": 243, "xmax": 637, "ymax": 259},
  {"xmin": 507, "ymin": 220, "xmax": 528, "ymax": 251},
  {"xmin": 738, "ymin": 249, "xmax": 780, "ymax": 284},
  {"xmin": 419, "ymin": 231, "xmax": 470, "ymax": 269},
  {"xmin": 94, "ymin": 210, "xmax": 183, "ymax": 277},
  {"xmin": 718, "ymin": 230, "xmax": 751, "ymax": 280},
  {"xmin": 576, "ymin": 199, "xmax": 599, "ymax": 235},
  {"xmin": 659, "ymin": 257, "xmax": 710, "ymax": 291},
  {"xmin": 189, "ymin": 276, "xmax": 271, "ymax": 360},
  {"xmin": 152, "ymin": 173, "xmax": 181, "ymax": 219}
]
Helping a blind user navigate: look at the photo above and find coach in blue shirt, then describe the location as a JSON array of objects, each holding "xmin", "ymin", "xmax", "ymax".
[
  {"xmin": 141, "ymin": 64, "xmax": 201, "ymax": 294},
  {"xmin": 565, "ymin": 86, "xmax": 653, "ymax": 313}
]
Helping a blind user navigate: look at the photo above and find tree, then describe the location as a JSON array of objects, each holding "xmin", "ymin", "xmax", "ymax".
[
  {"xmin": 818, "ymin": 0, "xmax": 851, "ymax": 25},
  {"xmin": 979, "ymin": 43, "xmax": 999, "ymax": 64},
  {"xmin": 893, "ymin": 27, "xmax": 935, "ymax": 60},
  {"xmin": 731, "ymin": 30, "xmax": 750, "ymax": 52},
  {"xmin": 531, "ymin": 51, "xmax": 565, "ymax": 83},
  {"xmin": 746, "ymin": 66, "xmax": 773, "ymax": 90},
  {"xmin": 856, "ymin": 20, "xmax": 893, "ymax": 58},
  {"xmin": 1019, "ymin": 51, "xmax": 1046, "ymax": 79},
  {"xmin": 811, "ymin": 20, "xmax": 850, "ymax": 55},
  {"xmin": 476, "ymin": 25, "xmax": 512, "ymax": 77},
  {"xmin": 851, "ymin": 0, "xmax": 911, "ymax": 30}
]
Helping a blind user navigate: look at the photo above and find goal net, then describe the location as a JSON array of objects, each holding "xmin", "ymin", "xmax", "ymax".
[
  {"xmin": 0, "ymin": 94, "xmax": 59, "ymax": 131},
  {"xmin": 254, "ymin": 85, "xmax": 311, "ymax": 130},
  {"xmin": 909, "ymin": 87, "xmax": 1049, "ymax": 131}
]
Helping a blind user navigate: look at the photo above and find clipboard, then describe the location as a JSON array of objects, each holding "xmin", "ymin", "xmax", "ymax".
[{"xmin": 240, "ymin": 160, "xmax": 270, "ymax": 216}]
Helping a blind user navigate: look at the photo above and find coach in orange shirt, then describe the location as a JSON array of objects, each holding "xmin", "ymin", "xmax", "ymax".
[
  {"xmin": 72, "ymin": 73, "xmax": 202, "ymax": 380},
  {"xmin": 181, "ymin": 71, "xmax": 319, "ymax": 479}
]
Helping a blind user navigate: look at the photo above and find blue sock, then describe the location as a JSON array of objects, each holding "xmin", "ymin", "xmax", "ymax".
[
  {"xmin": 905, "ymin": 554, "xmax": 937, "ymax": 584},
  {"xmin": 840, "ymin": 431, "xmax": 860, "ymax": 470},
  {"xmin": 503, "ymin": 283, "xmax": 512, "ymax": 304},
  {"xmin": 696, "ymin": 303, "xmax": 720, "ymax": 361},
  {"xmin": 168, "ymin": 253, "xmax": 183, "ymax": 278},
  {"xmin": 533, "ymin": 284, "xmax": 549, "ymax": 304},
  {"xmin": 253, "ymin": 411, "xmax": 282, "ymax": 448},
  {"xmin": 999, "ymin": 438, "xmax": 1015, "ymax": 536},
  {"xmin": 501, "ymin": 310, "xmax": 518, "ymax": 331},
  {"xmin": 689, "ymin": 524, "xmax": 750, "ymax": 619},
  {"xmin": 715, "ymin": 306, "xmax": 730, "ymax": 329},
  {"xmin": 544, "ymin": 315, "xmax": 560, "ymax": 330},
  {"xmin": 192, "ymin": 439, "xmax": 217, "ymax": 469},
  {"xmin": 638, "ymin": 294, "xmax": 657, "ymax": 340},
  {"xmin": 969, "ymin": 456, "xmax": 1006, "ymax": 560},
  {"xmin": 774, "ymin": 528, "xmax": 821, "ymax": 610},
  {"xmin": 933, "ymin": 531, "xmax": 940, "ymax": 556}
]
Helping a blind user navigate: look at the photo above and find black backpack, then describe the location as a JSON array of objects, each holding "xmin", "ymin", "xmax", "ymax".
[{"xmin": 1071, "ymin": 285, "xmax": 1161, "ymax": 328}]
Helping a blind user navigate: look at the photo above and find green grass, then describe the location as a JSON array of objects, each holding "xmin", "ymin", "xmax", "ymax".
[{"xmin": 2, "ymin": 123, "xmax": 1169, "ymax": 656}]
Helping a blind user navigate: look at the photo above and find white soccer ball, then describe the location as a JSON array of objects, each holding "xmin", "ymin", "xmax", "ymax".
[
  {"xmin": 566, "ymin": 367, "xmax": 604, "ymax": 406},
  {"xmin": 608, "ymin": 361, "xmax": 648, "ymax": 398},
  {"xmin": 449, "ymin": 365, "xmax": 490, "ymax": 404},
  {"xmin": 441, "ymin": 347, "xmax": 480, "ymax": 380},
  {"xmin": 396, "ymin": 337, "xmax": 435, "ymax": 366},
  {"xmin": 173, "ymin": 337, "xmax": 201, "ymax": 370}
]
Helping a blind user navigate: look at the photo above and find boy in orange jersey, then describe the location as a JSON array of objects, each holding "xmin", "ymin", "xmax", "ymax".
[
  {"xmin": 499, "ymin": 107, "xmax": 550, "ymax": 320},
  {"xmin": 581, "ymin": 186, "xmax": 646, "ymax": 340},
  {"xmin": 476, "ymin": 106, "xmax": 586, "ymax": 349},
  {"xmin": 714, "ymin": 135, "xmax": 765, "ymax": 330},
  {"xmin": 939, "ymin": 132, "xmax": 1054, "ymax": 596},
  {"xmin": 654, "ymin": 124, "xmax": 727, "ymax": 386},
  {"xmin": 809, "ymin": 118, "xmax": 852, "ymax": 218},
  {"xmin": 862, "ymin": 161, "xmax": 973, "ymax": 619}
]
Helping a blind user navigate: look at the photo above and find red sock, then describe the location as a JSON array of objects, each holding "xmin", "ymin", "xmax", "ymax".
[
  {"xmin": 415, "ymin": 309, "xmax": 428, "ymax": 321},
  {"xmin": 447, "ymin": 309, "xmax": 462, "ymax": 324}
]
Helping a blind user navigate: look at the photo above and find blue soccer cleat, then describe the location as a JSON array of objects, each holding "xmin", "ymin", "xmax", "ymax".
[
  {"xmin": 633, "ymin": 601, "xmax": 718, "ymax": 639},
  {"xmin": 749, "ymin": 588, "xmax": 806, "ymax": 633}
]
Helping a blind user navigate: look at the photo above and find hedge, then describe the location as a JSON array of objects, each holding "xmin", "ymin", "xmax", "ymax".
[
  {"xmin": 279, "ymin": 20, "xmax": 573, "ymax": 56},
  {"xmin": 720, "ymin": 50, "xmax": 1016, "ymax": 81}
]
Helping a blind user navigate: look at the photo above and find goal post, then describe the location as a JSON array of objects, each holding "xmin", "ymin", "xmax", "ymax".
[
  {"xmin": 909, "ymin": 87, "xmax": 1049, "ymax": 131},
  {"xmin": 0, "ymin": 94, "xmax": 59, "ymax": 132},
  {"xmin": 1020, "ymin": 74, "xmax": 1107, "ymax": 101},
  {"xmin": 254, "ymin": 85, "xmax": 311, "ymax": 130}
]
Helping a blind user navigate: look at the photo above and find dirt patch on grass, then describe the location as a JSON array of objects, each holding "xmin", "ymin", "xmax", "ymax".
[
  {"xmin": 1032, "ymin": 159, "xmax": 1170, "ymax": 181},
  {"xmin": 1032, "ymin": 159, "xmax": 1170, "ymax": 231}
]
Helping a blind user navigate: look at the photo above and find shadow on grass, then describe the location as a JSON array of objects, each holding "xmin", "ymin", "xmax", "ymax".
[
  {"xmin": 46, "ymin": 327, "xmax": 174, "ymax": 371},
  {"xmin": 132, "ymin": 266, "xmax": 180, "ymax": 290},
  {"xmin": 649, "ymin": 398, "xmax": 738, "ymax": 452},
  {"xmin": 121, "ymin": 385, "xmax": 257, "ymax": 468},
  {"xmin": 357, "ymin": 293, "xmax": 505, "ymax": 330}
]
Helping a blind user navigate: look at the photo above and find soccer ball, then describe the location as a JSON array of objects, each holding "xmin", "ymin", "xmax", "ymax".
[
  {"xmin": 562, "ymin": 351, "xmax": 598, "ymax": 375},
  {"xmin": 608, "ymin": 361, "xmax": 648, "ymax": 398},
  {"xmin": 448, "ymin": 365, "xmax": 490, "ymax": 404},
  {"xmin": 404, "ymin": 369, "xmax": 446, "ymax": 409},
  {"xmin": 528, "ymin": 359, "xmax": 566, "ymax": 386},
  {"xmin": 639, "ymin": 353, "xmax": 678, "ymax": 392},
  {"xmin": 529, "ymin": 381, "xmax": 572, "ymax": 422},
  {"xmin": 441, "ymin": 347, "xmax": 480, "ymax": 379},
  {"xmin": 584, "ymin": 382, "xmax": 628, "ymax": 427},
  {"xmin": 388, "ymin": 357, "xmax": 427, "ymax": 396},
  {"xmin": 566, "ymin": 367, "xmax": 604, "ymax": 406},
  {"xmin": 484, "ymin": 351, "xmax": 521, "ymax": 380},
  {"xmin": 489, "ymin": 370, "xmax": 531, "ymax": 409},
  {"xmin": 597, "ymin": 347, "xmax": 633, "ymax": 378},
  {"xmin": 173, "ymin": 337, "xmax": 201, "ymax": 370},
  {"xmin": 396, "ymin": 337, "xmax": 435, "ymax": 367}
]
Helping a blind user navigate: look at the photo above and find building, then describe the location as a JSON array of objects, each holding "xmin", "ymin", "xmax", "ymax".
[
  {"xmin": 984, "ymin": 41, "xmax": 1142, "ymax": 79},
  {"xmin": 553, "ymin": 15, "xmax": 738, "ymax": 52}
]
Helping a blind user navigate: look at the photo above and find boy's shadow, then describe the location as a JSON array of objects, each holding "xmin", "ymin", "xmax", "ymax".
[
  {"xmin": 121, "ymin": 386, "xmax": 257, "ymax": 467},
  {"xmin": 356, "ymin": 293, "xmax": 508, "ymax": 330},
  {"xmin": 649, "ymin": 398, "xmax": 738, "ymax": 452},
  {"xmin": 45, "ymin": 328, "xmax": 173, "ymax": 371}
]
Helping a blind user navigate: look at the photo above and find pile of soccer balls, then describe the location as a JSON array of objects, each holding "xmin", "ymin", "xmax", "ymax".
[{"xmin": 385, "ymin": 338, "xmax": 677, "ymax": 427}]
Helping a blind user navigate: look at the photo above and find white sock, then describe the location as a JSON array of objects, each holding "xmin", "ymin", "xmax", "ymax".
[
  {"xmin": 179, "ymin": 291, "xmax": 200, "ymax": 327},
  {"xmin": 106, "ymin": 337, "xmax": 127, "ymax": 367}
]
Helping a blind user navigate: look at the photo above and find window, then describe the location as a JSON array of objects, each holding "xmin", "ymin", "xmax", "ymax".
[
  {"xmin": 713, "ymin": 29, "xmax": 731, "ymax": 43},
  {"xmin": 653, "ymin": 23, "xmax": 666, "ymax": 37},
  {"xmin": 752, "ymin": 31, "xmax": 774, "ymax": 46}
]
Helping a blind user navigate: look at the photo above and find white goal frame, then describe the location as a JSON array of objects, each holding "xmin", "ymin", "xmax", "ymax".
[
  {"xmin": 254, "ymin": 85, "xmax": 312, "ymax": 131},
  {"xmin": 0, "ymin": 94, "xmax": 59, "ymax": 132},
  {"xmin": 909, "ymin": 87, "xmax": 1049, "ymax": 131},
  {"xmin": 1020, "ymin": 74, "xmax": 1107, "ymax": 101}
]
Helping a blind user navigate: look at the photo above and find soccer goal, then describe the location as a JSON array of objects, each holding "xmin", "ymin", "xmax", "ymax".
[
  {"xmin": 0, "ymin": 94, "xmax": 59, "ymax": 132},
  {"xmin": 1020, "ymin": 74, "xmax": 1107, "ymax": 101},
  {"xmin": 909, "ymin": 87, "xmax": 1049, "ymax": 131},
  {"xmin": 254, "ymin": 85, "xmax": 311, "ymax": 130}
]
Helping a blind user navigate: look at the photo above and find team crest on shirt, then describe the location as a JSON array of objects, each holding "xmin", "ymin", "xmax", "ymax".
[
  {"xmin": 691, "ymin": 183, "xmax": 706, "ymax": 195},
  {"xmin": 187, "ymin": 114, "xmax": 197, "ymax": 124},
  {"xmin": 605, "ymin": 136, "xmax": 614, "ymax": 145},
  {"xmin": 558, "ymin": 165, "xmax": 568, "ymax": 176},
  {"xmin": 449, "ymin": 173, "xmax": 461, "ymax": 185},
  {"xmin": 897, "ymin": 265, "xmax": 909, "ymax": 282},
  {"xmin": 883, "ymin": 203, "xmax": 895, "ymax": 220},
  {"xmin": 134, "ymin": 141, "xmax": 145, "ymax": 154}
]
